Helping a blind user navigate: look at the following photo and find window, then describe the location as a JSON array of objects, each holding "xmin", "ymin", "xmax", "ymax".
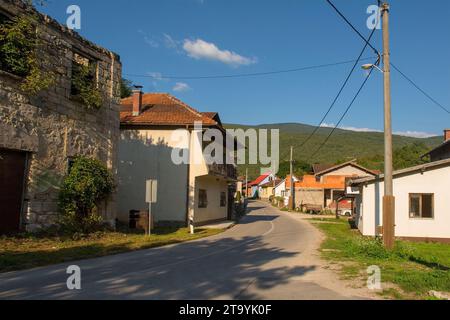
[
  {"xmin": 220, "ymin": 192, "xmax": 226, "ymax": 207},
  {"xmin": 198, "ymin": 189, "xmax": 207, "ymax": 208},
  {"xmin": 0, "ymin": 13, "xmax": 34, "ymax": 77},
  {"xmin": 409, "ymin": 194, "xmax": 434, "ymax": 219},
  {"xmin": 71, "ymin": 53, "xmax": 95, "ymax": 96}
]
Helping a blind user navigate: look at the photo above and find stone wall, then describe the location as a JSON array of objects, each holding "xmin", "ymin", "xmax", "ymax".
[{"xmin": 0, "ymin": 0, "xmax": 122, "ymax": 230}]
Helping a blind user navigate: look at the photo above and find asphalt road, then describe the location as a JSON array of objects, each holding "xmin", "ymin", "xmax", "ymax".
[{"xmin": 0, "ymin": 201, "xmax": 371, "ymax": 300}]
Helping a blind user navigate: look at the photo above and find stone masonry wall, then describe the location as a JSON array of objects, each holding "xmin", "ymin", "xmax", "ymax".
[{"xmin": 0, "ymin": 0, "xmax": 122, "ymax": 230}]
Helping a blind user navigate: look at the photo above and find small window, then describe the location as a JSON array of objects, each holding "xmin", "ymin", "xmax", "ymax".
[
  {"xmin": 71, "ymin": 53, "xmax": 96, "ymax": 96},
  {"xmin": 220, "ymin": 192, "xmax": 226, "ymax": 207},
  {"xmin": 409, "ymin": 194, "xmax": 434, "ymax": 219},
  {"xmin": 198, "ymin": 189, "xmax": 207, "ymax": 208}
]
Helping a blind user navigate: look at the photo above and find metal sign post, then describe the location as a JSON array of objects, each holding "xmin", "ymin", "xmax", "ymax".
[{"xmin": 145, "ymin": 180, "xmax": 157, "ymax": 235}]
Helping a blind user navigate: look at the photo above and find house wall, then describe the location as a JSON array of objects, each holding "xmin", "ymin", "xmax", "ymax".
[
  {"xmin": 295, "ymin": 188, "xmax": 324, "ymax": 209},
  {"xmin": 194, "ymin": 175, "xmax": 228, "ymax": 224},
  {"xmin": 274, "ymin": 181, "xmax": 285, "ymax": 197},
  {"xmin": 118, "ymin": 129, "xmax": 189, "ymax": 224},
  {"xmin": 358, "ymin": 166, "xmax": 450, "ymax": 239},
  {"xmin": 260, "ymin": 186, "xmax": 274, "ymax": 199},
  {"xmin": 0, "ymin": 0, "xmax": 121, "ymax": 231},
  {"xmin": 320, "ymin": 165, "xmax": 371, "ymax": 178}
]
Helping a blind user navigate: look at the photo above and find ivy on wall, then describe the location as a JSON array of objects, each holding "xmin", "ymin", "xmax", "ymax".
[
  {"xmin": 71, "ymin": 55, "xmax": 103, "ymax": 110},
  {"xmin": 0, "ymin": 14, "xmax": 55, "ymax": 94}
]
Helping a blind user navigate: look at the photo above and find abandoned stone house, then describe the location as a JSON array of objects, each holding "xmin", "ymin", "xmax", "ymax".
[{"xmin": 0, "ymin": 0, "xmax": 122, "ymax": 233}]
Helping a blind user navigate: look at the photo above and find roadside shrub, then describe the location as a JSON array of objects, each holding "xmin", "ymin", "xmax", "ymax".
[{"xmin": 58, "ymin": 157, "xmax": 114, "ymax": 234}]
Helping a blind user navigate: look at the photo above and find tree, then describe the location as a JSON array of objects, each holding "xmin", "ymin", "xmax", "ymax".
[{"xmin": 120, "ymin": 78, "xmax": 134, "ymax": 98}]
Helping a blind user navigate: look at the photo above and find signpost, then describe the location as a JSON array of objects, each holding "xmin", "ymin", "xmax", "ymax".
[{"xmin": 145, "ymin": 179, "xmax": 157, "ymax": 235}]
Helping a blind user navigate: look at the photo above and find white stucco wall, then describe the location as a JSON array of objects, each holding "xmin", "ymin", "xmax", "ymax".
[
  {"xmin": 358, "ymin": 165, "xmax": 450, "ymax": 239},
  {"xmin": 274, "ymin": 180, "xmax": 285, "ymax": 197},
  {"xmin": 194, "ymin": 175, "xmax": 228, "ymax": 224},
  {"xmin": 118, "ymin": 129, "xmax": 189, "ymax": 223}
]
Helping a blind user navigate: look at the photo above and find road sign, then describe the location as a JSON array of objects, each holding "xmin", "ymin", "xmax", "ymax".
[{"xmin": 146, "ymin": 180, "xmax": 157, "ymax": 204}]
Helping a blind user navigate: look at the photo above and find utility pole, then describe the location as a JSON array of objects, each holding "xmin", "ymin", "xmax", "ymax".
[
  {"xmin": 289, "ymin": 146, "xmax": 295, "ymax": 210},
  {"xmin": 381, "ymin": 2, "xmax": 395, "ymax": 249},
  {"xmin": 245, "ymin": 168, "xmax": 248, "ymax": 199}
]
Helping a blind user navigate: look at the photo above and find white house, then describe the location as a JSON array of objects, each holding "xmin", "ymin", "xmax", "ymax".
[
  {"xmin": 348, "ymin": 159, "xmax": 450, "ymax": 242},
  {"xmin": 118, "ymin": 91, "xmax": 237, "ymax": 227}
]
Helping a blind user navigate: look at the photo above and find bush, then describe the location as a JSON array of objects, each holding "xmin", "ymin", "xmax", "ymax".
[{"xmin": 58, "ymin": 157, "xmax": 114, "ymax": 234}]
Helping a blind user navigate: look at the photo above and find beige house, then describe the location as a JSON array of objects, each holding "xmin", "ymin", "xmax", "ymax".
[
  {"xmin": 294, "ymin": 161, "xmax": 377, "ymax": 211},
  {"xmin": 118, "ymin": 91, "xmax": 236, "ymax": 227}
]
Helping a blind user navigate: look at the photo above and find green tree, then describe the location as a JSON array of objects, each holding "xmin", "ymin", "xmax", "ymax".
[{"xmin": 120, "ymin": 78, "xmax": 134, "ymax": 98}]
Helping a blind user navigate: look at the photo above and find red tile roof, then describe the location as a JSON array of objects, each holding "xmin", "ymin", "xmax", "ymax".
[
  {"xmin": 120, "ymin": 93, "xmax": 218, "ymax": 126},
  {"xmin": 249, "ymin": 174, "xmax": 270, "ymax": 186}
]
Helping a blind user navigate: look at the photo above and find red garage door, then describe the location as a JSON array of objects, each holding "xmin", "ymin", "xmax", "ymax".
[{"xmin": 0, "ymin": 148, "xmax": 27, "ymax": 234}]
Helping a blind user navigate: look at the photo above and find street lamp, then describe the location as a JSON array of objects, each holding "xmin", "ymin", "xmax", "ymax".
[{"xmin": 361, "ymin": 63, "xmax": 384, "ymax": 73}]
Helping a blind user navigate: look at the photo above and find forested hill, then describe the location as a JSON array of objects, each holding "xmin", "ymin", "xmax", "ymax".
[{"xmin": 224, "ymin": 123, "xmax": 442, "ymax": 179}]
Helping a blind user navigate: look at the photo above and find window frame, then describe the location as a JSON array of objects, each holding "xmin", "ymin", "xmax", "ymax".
[
  {"xmin": 198, "ymin": 189, "xmax": 208, "ymax": 208},
  {"xmin": 409, "ymin": 193, "xmax": 434, "ymax": 219},
  {"xmin": 70, "ymin": 51, "xmax": 99, "ymax": 97}
]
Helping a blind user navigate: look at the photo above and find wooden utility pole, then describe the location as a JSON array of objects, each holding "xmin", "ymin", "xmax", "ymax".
[
  {"xmin": 289, "ymin": 146, "xmax": 295, "ymax": 210},
  {"xmin": 245, "ymin": 168, "xmax": 249, "ymax": 199},
  {"xmin": 381, "ymin": 2, "xmax": 395, "ymax": 249}
]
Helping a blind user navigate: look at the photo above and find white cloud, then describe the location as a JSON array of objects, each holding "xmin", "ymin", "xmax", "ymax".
[
  {"xmin": 173, "ymin": 82, "xmax": 191, "ymax": 92},
  {"xmin": 320, "ymin": 123, "xmax": 436, "ymax": 138},
  {"xmin": 138, "ymin": 30, "xmax": 159, "ymax": 48},
  {"xmin": 320, "ymin": 123, "xmax": 381, "ymax": 133},
  {"xmin": 163, "ymin": 34, "xmax": 179, "ymax": 49},
  {"xmin": 182, "ymin": 38, "xmax": 257, "ymax": 67},
  {"xmin": 393, "ymin": 131, "xmax": 437, "ymax": 138}
]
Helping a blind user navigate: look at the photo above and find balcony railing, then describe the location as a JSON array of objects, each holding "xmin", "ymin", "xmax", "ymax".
[{"xmin": 208, "ymin": 163, "xmax": 237, "ymax": 180}]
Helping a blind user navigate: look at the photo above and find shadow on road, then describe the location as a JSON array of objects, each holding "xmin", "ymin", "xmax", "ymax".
[{"xmin": 0, "ymin": 233, "xmax": 317, "ymax": 300}]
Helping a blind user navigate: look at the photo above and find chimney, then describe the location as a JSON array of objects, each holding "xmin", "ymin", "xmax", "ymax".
[
  {"xmin": 132, "ymin": 85, "xmax": 143, "ymax": 116},
  {"xmin": 445, "ymin": 129, "xmax": 450, "ymax": 142}
]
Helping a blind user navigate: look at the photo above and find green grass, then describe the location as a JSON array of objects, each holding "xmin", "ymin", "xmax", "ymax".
[
  {"xmin": 310, "ymin": 218, "xmax": 450, "ymax": 299},
  {"xmin": 0, "ymin": 227, "xmax": 224, "ymax": 273}
]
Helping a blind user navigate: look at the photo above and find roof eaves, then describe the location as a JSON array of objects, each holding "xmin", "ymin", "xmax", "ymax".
[{"xmin": 349, "ymin": 158, "xmax": 450, "ymax": 185}]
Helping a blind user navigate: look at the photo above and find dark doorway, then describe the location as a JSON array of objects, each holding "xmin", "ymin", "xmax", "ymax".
[{"xmin": 0, "ymin": 148, "xmax": 27, "ymax": 234}]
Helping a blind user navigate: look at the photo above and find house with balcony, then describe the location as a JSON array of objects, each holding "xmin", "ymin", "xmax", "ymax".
[{"xmin": 118, "ymin": 91, "xmax": 237, "ymax": 227}]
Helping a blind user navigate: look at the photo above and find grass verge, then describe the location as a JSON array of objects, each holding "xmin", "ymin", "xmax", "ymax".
[
  {"xmin": 310, "ymin": 218, "xmax": 450, "ymax": 300},
  {"xmin": 0, "ymin": 227, "xmax": 224, "ymax": 273}
]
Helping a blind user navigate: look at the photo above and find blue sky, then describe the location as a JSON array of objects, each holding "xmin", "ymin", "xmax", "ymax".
[{"xmin": 37, "ymin": 0, "xmax": 450, "ymax": 137}]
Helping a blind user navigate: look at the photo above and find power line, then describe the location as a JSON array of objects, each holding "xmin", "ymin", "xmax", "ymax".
[
  {"xmin": 308, "ymin": 60, "xmax": 377, "ymax": 162},
  {"xmin": 326, "ymin": 0, "xmax": 381, "ymax": 59},
  {"xmin": 391, "ymin": 62, "xmax": 450, "ymax": 115},
  {"xmin": 297, "ymin": 24, "xmax": 379, "ymax": 150},
  {"xmin": 123, "ymin": 57, "xmax": 376, "ymax": 80},
  {"xmin": 297, "ymin": 0, "xmax": 380, "ymax": 150}
]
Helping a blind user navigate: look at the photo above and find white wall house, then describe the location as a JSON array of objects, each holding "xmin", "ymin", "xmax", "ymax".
[
  {"xmin": 118, "ymin": 92, "xmax": 237, "ymax": 227},
  {"xmin": 349, "ymin": 159, "xmax": 450, "ymax": 242}
]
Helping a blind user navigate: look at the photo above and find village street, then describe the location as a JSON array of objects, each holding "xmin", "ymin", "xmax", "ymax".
[{"xmin": 0, "ymin": 201, "xmax": 374, "ymax": 300}]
